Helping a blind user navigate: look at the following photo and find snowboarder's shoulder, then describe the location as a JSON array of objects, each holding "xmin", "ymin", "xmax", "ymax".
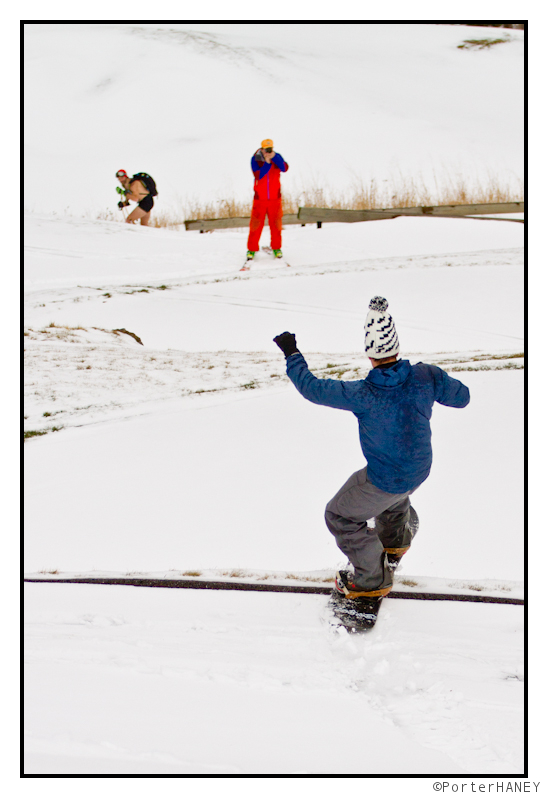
[
  {"xmin": 409, "ymin": 362, "xmax": 455, "ymax": 389},
  {"xmin": 410, "ymin": 361, "xmax": 439, "ymax": 376}
]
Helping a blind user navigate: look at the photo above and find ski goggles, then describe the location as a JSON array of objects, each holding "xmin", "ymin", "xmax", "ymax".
[{"xmin": 116, "ymin": 170, "xmax": 128, "ymax": 178}]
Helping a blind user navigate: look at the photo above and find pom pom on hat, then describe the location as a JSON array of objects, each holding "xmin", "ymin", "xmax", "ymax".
[
  {"xmin": 364, "ymin": 297, "xmax": 400, "ymax": 358},
  {"xmin": 369, "ymin": 296, "xmax": 388, "ymax": 312}
]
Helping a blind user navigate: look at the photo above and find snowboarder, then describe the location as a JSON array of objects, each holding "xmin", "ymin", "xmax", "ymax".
[
  {"xmin": 273, "ymin": 297, "xmax": 470, "ymax": 606},
  {"xmin": 246, "ymin": 140, "xmax": 289, "ymax": 262},
  {"xmin": 115, "ymin": 170, "xmax": 156, "ymax": 226}
]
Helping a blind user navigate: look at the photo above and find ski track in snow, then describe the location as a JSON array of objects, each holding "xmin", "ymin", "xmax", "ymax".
[
  {"xmin": 23, "ymin": 333, "xmax": 523, "ymax": 435},
  {"xmin": 324, "ymin": 601, "xmax": 524, "ymax": 774},
  {"xmin": 24, "ymin": 242, "xmax": 523, "ymax": 436}
]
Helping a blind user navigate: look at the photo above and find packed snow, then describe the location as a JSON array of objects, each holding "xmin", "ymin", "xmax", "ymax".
[
  {"xmin": 24, "ymin": 23, "xmax": 525, "ymax": 779},
  {"xmin": 24, "ymin": 583, "xmax": 523, "ymax": 776}
]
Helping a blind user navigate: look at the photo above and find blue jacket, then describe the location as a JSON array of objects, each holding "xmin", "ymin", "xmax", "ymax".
[{"xmin": 286, "ymin": 354, "xmax": 470, "ymax": 494}]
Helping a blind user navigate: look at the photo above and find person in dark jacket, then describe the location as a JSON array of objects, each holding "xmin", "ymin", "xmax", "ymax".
[
  {"xmin": 273, "ymin": 297, "xmax": 470, "ymax": 601},
  {"xmin": 245, "ymin": 139, "xmax": 289, "ymax": 262}
]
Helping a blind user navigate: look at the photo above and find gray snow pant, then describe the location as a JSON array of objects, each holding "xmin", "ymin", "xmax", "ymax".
[{"xmin": 325, "ymin": 466, "xmax": 418, "ymax": 590}]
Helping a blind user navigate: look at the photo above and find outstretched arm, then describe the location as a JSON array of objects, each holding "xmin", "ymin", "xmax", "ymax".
[{"xmin": 273, "ymin": 333, "xmax": 358, "ymax": 411}]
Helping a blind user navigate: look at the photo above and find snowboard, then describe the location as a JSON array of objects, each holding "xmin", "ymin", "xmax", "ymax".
[{"xmin": 328, "ymin": 590, "xmax": 383, "ymax": 633}]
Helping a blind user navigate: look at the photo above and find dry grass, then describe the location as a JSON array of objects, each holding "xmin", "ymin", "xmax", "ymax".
[
  {"xmin": 293, "ymin": 169, "xmax": 523, "ymax": 211},
  {"xmin": 458, "ymin": 37, "xmax": 511, "ymax": 50},
  {"xmin": 99, "ymin": 170, "xmax": 523, "ymax": 228}
]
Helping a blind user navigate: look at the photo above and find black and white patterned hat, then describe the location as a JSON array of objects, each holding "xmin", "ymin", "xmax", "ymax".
[{"xmin": 364, "ymin": 297, "xmax": 400, "ymax": 358}]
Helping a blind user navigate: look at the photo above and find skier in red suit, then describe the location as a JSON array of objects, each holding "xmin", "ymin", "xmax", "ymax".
[{"xmin": 246, "ymin": 139, "xmax": 289, "ymax": 261}]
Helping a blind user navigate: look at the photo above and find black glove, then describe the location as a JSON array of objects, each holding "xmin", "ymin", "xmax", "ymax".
[
  {"xmin": 273, "ymin": 332, "xmax": 299, "ymax": 358},
  {"xmin": 118, "ymin": 200, "xmax": 130, "ymax": 209}
]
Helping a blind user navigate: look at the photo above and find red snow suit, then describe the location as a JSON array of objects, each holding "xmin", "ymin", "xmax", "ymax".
[{"xmin": 247, "ymin": 150, "xmax": 288, "ymax": 252}]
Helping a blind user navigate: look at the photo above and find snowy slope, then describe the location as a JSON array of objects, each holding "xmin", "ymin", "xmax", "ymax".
[
  {"xmin": 23, "ymin": 23, "xmax": 524, "ymax": 778},
  {"xmin": 24, "ymin": 583, "xmax": 523, "ymax": 775},
  {"xmin": 23, "ymin": 213, "xmax": 524, "ymax": 776},
  {"xmin": 23, "ymin": 23, "xmax": 524, "ymax": 216},
  {"xmin": 24, "ymin": 214, "xmax": 524, "ymax": 581},
  {"xmin": 24, "ymin": 366, "xmax": 523, "ymax": 581}
]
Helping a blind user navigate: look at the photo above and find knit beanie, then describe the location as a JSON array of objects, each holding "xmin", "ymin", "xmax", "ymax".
[{"xmin": 364, "ymin": 297, "xmax": 400, "ymax": 358}]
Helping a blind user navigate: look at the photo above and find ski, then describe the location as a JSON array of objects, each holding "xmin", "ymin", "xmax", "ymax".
[
  {"xmin": 240, "ymin": 254, "xmax": 254, "ymax": 271},
  {"xmin": 261, "ymin": 246, "xmax": 291, "ymax": 267}
]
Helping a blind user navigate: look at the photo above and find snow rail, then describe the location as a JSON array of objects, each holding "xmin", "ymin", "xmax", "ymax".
[{"xmin": 23, "ymin": 578, "xmax": 524, "ymax": 605}]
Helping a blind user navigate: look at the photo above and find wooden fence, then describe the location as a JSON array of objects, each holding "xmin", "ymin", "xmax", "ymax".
[
  {"xmin": 184, "ymin": 213, "xmax": 303, "ymax": 232},
  {"xmin": 184, "ymin": 201, "xmax": 524, "ymax": 232},
  {"xmin": 297, "ymin": 202, "xmax": 524, "ymax": 225}
]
